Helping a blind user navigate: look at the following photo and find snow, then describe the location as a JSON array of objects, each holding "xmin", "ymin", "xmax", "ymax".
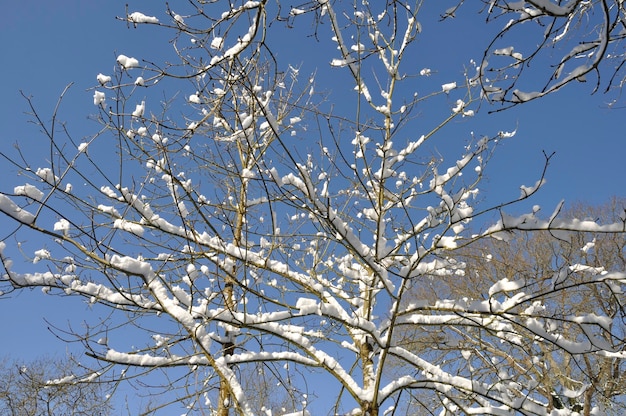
[
  {"xmin": 452, "ymin": 99, "xmax": 465, "ymax": 113},
  {"xmin": 33, "ymin": 249, "xmax": 51, "ymax": 263},
  {"xmin": 290, "ymin": 8, "xmax": 307, "ymax": 16},
  {"xmin": 113, "ymin": 218, "xmax": 145, "ymax": 236},
  {"xmin": 241, "ymin": 168, "xmax": 255, "ymax": 179},
  {"xmin": 14, "ymin": 183, "xmax": 44, "ymax": 201},
  {"xmin": 106, "ymin": 349, "xmax": 171, "ymax": 367},
  {"xmin": 128, "ymin": 12, "xmax": 159, "ymax": 24},
  {"xmin": 568, "ymin": 64, "xmax": 590, "ymax": 81},
  {"xmin": 488, "ymin": 278, "xmax": 524, "ymax": 296},
  {"xmin": 210, "ymin": 37, "xmax": 224, "ymax": 50},
  {"xmin": 485, "ymin": 205, "xmax": 626, "ymax": 237},
  {"xmin": 53, "ymin": 218, "xmax": 70, "ymax": 235},
  {"xmin": 441, "ymin": 82, "xmax": 456, "ymax": 93},
  {"xmin": 510, "ymin": 0, "xmax": 579, "ymax": 16},
  {"xmin": 498, "ymin": 129, "xmax": 517, "ymax": 138},
  {"xmin": 242, "ymin": 1, "xmax": 260, "ymax": 9},
  {"xmin": 96, "ymin": 73, "xmax": 111, "ymax": 85},
  {"xmin": 494, "ymin": 46, "xmax": 523, "ymax": 61},
  {"xmin": 571, "ymin": 313, "xmax": 613, "ymax": 333},
  {"xmin": 132, "ymin": 101, "xmax": 145, "ymax": 118},
  {"xmin": 435, "ymin": 236, "xmax": 457, "ymax": 249},
  {"xmin": 46, "ymin": 374, "xmax": 76, "ymax": 385},
  {"xmin": 2, "ymin": 4, "xmax": 624, "ymax": 415},
  {"xmin": 224, "ymin": 17, "xmax": 258, "ymax": 59},
  {"xmin": 581, "ymin": 238, "xmax": 596, "ymax": 253},
  {"xmin": 99, "ymin": 186, "xmax": 119, "ymax": 198},
  {"xmin": 0, "ymin": 194, "xmax": 35, "ymax": 224},
  {"xmin": 296, "ymin": 297, "xmax": 319, "ymax": 315},
  {"xmin": 520, "ymin": 178, "xmax": 545, "ymax": 197},
  {"xmin": 151, "ymin": 133, "xmax": 167, "ymax": 145},
  {"xmin": 512, "ymin": 89, "xmax": 542, "ymax": 103},
  {"xmin": 240, "ymin": 113, "xmax": 254, "ymax": 129},
  {"xmin": 525, "ymin": 318, "xmax": 594, "ymax": 354},
  {"xmin": 116, "ymin": 54, "xmax": 140, "ymax": 69},
  {"xmin": 494, "ymin": 46, "xmax": 514, "ymax": 56},
  {"xmin": 331, "ymin": 58, "xmax": 353, "ymax": 67},
  {"xmin": 35, "ymin": 168, "xmax": 59, "ymax": 185}
]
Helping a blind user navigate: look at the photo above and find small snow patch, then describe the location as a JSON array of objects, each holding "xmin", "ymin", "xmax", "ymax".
[
  {"xmin": 117, "ymin": 54, "xmax": 140, "ymax": 69},
  {"xmin": 96, "ymin": 73, "xmax": 111, "ymax": 85},
  {"xmin": 210, "ymin": 37, "xmax": 224, "ymax": 50},
  {"xmin": 14, "ymin": 184, "xmax": 44, "ymax": 201},
  {"xmin": 132, "ymin": 101, "xmax": 145, "ymax": 118},
  {"xmin": 0, "ymin": 194, "xmax": 35, "ymax": 224},
  {"xmin": 442, "ymin": 82, "xmax": 456, "ymax": 93},
  {"xmin": 93, "ymin": 91, "xmax": 105, "ymax": 106},
  {"xmin": 129, "ymin": 12, "xmax": 159, "ymax": 24}
]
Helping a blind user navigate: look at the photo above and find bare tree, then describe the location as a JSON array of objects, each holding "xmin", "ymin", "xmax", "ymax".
[
  {"xmin": 448, "ymin": 0, "xmax": 626, "ymax": 107},
  {"xmin": 397, "ymin": 198, "xmax": 626, "ymax": 414},
  {"xmin": 0, "ymin": 354, "xmax": 112, "ymax": 416},
  {"xmin": 1, "ymin": 1, "xmax": 625, "ymax": 415}
]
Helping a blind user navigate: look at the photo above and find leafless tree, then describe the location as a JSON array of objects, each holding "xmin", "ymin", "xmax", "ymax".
[
  {"xmin": 1, "ymin": 2, "xmax": 625, "ymax": 415},
  {"xmin": 449, "ymin": 0, "xmax": 626, "ymax": 107},
  {"xmin": 0, "ymin": 354, "xmax": 112, "ymax": 416}
]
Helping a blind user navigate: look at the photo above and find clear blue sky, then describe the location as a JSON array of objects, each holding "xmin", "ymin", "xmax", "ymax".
[
  {"xmin": 0, "ymin": 0, "xmax": 624, "ymax": 412},
  {"xmin": 0, "ymin": 1, "xmax": 166, "ymax": 359}
]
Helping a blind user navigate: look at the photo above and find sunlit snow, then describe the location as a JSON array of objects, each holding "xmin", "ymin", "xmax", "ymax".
[
  {"xmin": 0, "ymin": 194, "xmax": 35, "ymax": 224},
  {"xmin": 441, "ymin": 82, "xmax": 456, "ymax": 93},
  {"xmin": 14, "ymin": 184, "xmax": 43, "ymax": 201},
  {"xmin": 132, "ymin": 101, "xmax": 145, "ymax": 118},
  {"xmin": 117, "ymin": 54, "xmax": 140, "ymax": 69},
  {"xmin": 128, "ymin": 12, "xmax": 159, "ymax": 24},
  {"xmin": 93, "ymin": 90, "xmax": 105, "ymax": 106},
  {"xmin": 96, "ymin": 73, "xmax": 111, "ymax": 85}
]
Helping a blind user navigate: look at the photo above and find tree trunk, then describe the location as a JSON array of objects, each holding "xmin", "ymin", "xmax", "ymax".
[
  {"xmin": 359, "ymin": 336, "xmax": 376, "ymax": 416},
  {"xmin": 217, "ymin": 280, "xmax": 236, "ymax": 416}
]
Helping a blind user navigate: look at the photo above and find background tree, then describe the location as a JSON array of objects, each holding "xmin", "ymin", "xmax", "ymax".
[
  {"xmin": 0, "ymin": 354, "xmax": 112, "ymax": 416},
  {"xmin": 1, "ymin": 1, "xmax": 625, "ymax": 415},
  {"xmin": 397, "ymin": 197, "xmax": 626, "ymax": 414}
]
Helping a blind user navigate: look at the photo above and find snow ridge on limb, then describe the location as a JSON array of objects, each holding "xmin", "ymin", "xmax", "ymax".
[
  {"xmin": 484, "ymin": 201, "xmax": 626, "ymax": 239},
  {"xmin": 0, "ymin": 194, "xmax": 36, "ymax": 224},
  {"xmin": 462, "ymin": 0, "xmax": 624, "ymax": 107}
]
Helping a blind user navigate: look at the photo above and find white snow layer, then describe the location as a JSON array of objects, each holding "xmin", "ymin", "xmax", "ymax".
[
  {"xmin": 117, "ymin": 54, "xmax": 140, "ymax": 69},
  {"xmin": 128, "ymin": 12, "xmax": 159, "ymax": 24},
  {"xmin": 96, "ymin": 73, "xmax": 111, "ymax": 85},
  {"xmin": 132, "ymin": 101, "xmax": 145, "ymax": 118},
  {"xmin": 442, "ymin": 82, "xmax": 456, "ymax": 93},
  {"xmin": 93, "ymin": 91, "xmax": 105, "ymax": 106},
  {"xmin": 14, "ymin": 184, "xmax": 44, "ymax": 201},
  {"xmin": 0, "ymin": 194, "xmax": 35, "ymax": 224}
]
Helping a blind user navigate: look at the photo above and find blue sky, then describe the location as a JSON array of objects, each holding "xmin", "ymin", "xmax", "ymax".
[
  {"xmin": 0, "ymin": 0, "xmax": 624, "ymax": 412},
  {"xmin": 0, "ymin": 1, "xmax": 163, "ymax": 359}
]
